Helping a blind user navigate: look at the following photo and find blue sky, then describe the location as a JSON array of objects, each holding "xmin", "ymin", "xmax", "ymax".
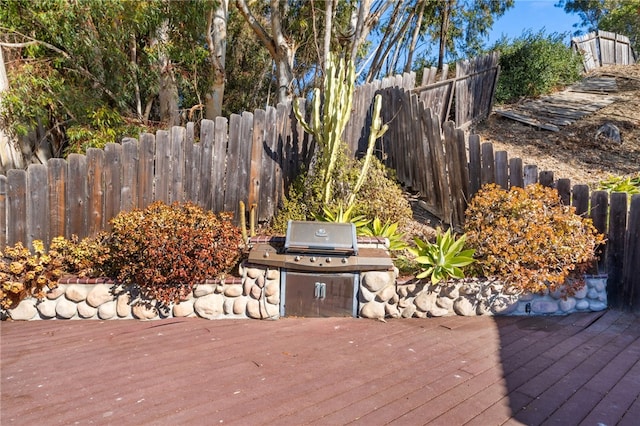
[{"xmin": 486, "ymin": 0, "xmax": 582, "ymax": 45}]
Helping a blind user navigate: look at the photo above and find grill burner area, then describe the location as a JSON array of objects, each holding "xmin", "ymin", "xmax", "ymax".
[{"xmin": 247, "ymin": 221, "xmax": 394, "ymax": 317}]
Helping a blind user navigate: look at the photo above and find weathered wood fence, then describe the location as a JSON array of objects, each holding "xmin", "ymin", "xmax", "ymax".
[{"xmin": 571, "ymin": 30, "xmax": 636, "ymax": 72}]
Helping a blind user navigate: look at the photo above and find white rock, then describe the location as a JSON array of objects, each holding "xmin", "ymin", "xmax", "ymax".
[
  {"xmin": 98, "ymin": 301, "xmax": 116, "ymax": 319},
  {"xmin": 55, "ymin": 298, "xmax": 77, "ymax": 319},
  {"xmin": 385, "ymin": 303, "xmax": 400, "ymax": 318},
  {"xmin": 453, "ymin": 296, "xmax": 476, "ymax": 316},
  {"xmin": 246, "ymin": 267, "xmax": 262, "ymax": 279},
  {"xmin": 77, "ymin": 301, "xmax": 97, "ymax": 318},
  {"xmin": 587, "ymin": 288, "xmax": 599, "ymax": 299},
  {"xmin": 362, "ymin": 271, "xmax": 394, "ymax": 292},
  {"xmin": 397, "ymin": 285, "xmax": 408, "ymax": 298},
  {"xmin": 518, "ymin": 292, "xmax": 535, "ymax": 302},
  {"xmin": 574, "ymin": 285, "xmax": 588, "ymax": 299},
  {"xmin": 401, "ymin": 304, "xmax": 416, "ymax": 318},
  {"xmin": 243, "ymin": 277, "xmax": 255, "ymax": 296},
  {"xmin": 256, "ymin": 274, "xmax": 265, "ymax": 288},
  {"xmin": 173, "ymin": 299, "xmax": 194, "ymax": 317},
  {"xmin": 436, "ymin": 296, "xmax": 454, "ymax": 311},
  {"xmin": 476, "ymin": 300, "xmax": 490, "ymax": 316},
  {"xmin": 214, "ymin": 283, "xmax": 225, "ymax": 293},
  {"xmin": 250, "ymin": 284, "xmax": 262, "ymax": 300},
  {"xmin": 266, "ymin": 269, "xmax": 279, "ymax": 280},
  {"xmin": 65, "ymin": 285, "xmax": 89, "ymax": 302},
  {"xmin": 264, "ymin": 281, "xmax": 279, "ymax": 297},
  {"xmin": 531, "ymin": 299, "xmax": 559, "ymax": 314},
  {"xmin": 46, "ymin": 285, "xmax": 66, "ymax": 300},
  {"xmin": 575, "ymin": 299, "xmax": 590, "ymax": 310},
  {"xmin": 194, "ymin": 294, "xmax": 224, "ymax": 319},
  {"xmin": 266, "ymin": 295, "xmax": 280, "ymax": 305},
  {"xmin": 376, "ymin": 285, "xmax": 397, "ymax": 303},
  {"xmin": 36, "ymin": 300, "xmax": 57, "ymax": 318},
  {"xmin": 9, "ymin": 300, "xmax": 38, "ymax": 320},
  {"xmin": 223, "ymin": 298, "xmax": 234, "ymax": 315},
  {"xmin": 116, "ymin": 294, "xmax": 131, "ymax": 318},
  {"xmin": 414, "ymin": 291, "xmax": 437, "ymax": 312},
  {"xmin": 193, "ymin": 285, "xmax": 215, "ymax": 297},
  {"xmin": 491, "ymin": 297, "xmax": 518, "ymax": 315},
  {"xmin": 428, "ymin": 306, "xmax": 450, "ymax": 317},
  {"xmin": 132, "ymin": 302, "xmax": 157, "ymax": 320},
  {"xmin": 224, "ymin": 284, "xmax": 243, "ymax": 297},
  {"xmin": 559, "ymin": 298, "xmax": 577, "ymax": 312},
  {"xmin": 440, "ymin": 284, "xmax": 460, "ymax": 299},
  {"xmin": 359, "ymin": 286, "xmax": 375, "ymax": 302},
  {"xmin": 589, "ymin": 301, "xmax": 607, "ymax": 311},
  {"xmin": 360, "ymin": 301, "xmax": 385, "ymax": 319},
  {"xmin": 233, "ymin": 297, "xmax": 247, "ymax": 315},
  {"xmin": 246, "ymin": 299, "xmax": 277, "ymax": 319},
  {"xmin": 594, "ymin": 280, "xmax": 606, "ymax": 292},
  {"xmin": 458, "ymin": 284, "xmax": 478, "ymax": 296},
  {"xmin": 86, "ymin": 284, "xmax": 114, "ymax": 307}
]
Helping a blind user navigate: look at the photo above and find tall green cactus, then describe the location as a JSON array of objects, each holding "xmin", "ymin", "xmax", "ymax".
[{"xmin": 293, "ymin": 54, "xmax": 387, "ymax": 208}]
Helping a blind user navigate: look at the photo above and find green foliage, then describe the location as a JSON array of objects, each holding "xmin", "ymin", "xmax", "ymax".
[
  {"xmin": 597, "ymin": 173, "xmax": 640, "ymax": 195},
  {"xmin": 464, "ymin": 184, "xmax": 605, "ymax": 296},
  {"xmin": 491, "ymin": 30, "xmax": 583, "ymax": 103},
  {"xmin": 408, "ymin": 229, "xmax": 475, "ymax": 284},
  {"xmin": 96, "ymin": 202, "xmax": 244, "ymax": 305},
  {"xmin": 361, "ymin": 218, "xmax": 408, "ymax": 252},
  {"xmin": 312, "ymin": 204, "xmax": 370, "ymax": 235},
  {"xmin": 48, "ymin": 235, "xmax": 107, "ymax": 278},
  {"xmin": 0, "ymin": 241, "xmax": 64, "ymax": 312}
]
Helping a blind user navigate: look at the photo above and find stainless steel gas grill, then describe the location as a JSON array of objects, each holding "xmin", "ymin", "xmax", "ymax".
[{"xmin": 247, "ymin": 221, "xmax": 394, "ymax": 317}]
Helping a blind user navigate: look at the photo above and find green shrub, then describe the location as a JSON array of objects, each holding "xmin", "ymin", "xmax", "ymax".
[
  {"xmin": 464, "ymin": 184, "xmax": 605, "ymax": 296},
  {"xmin": 408, "ymin": 229, "xmax": 475, "ymax": 284},
  {"xmin": 361, "ymin": 218, "xmax": 408, "ymax": 252},
  {"xmin": 597, "ymin": 173, "xmax": 640, "ymax": 196},
  {"xmin": 492, "ymin": 30, "xmax": 583, "ymax": 103},
  {"xmin": 1, "ymin": 241, "xmax": 64, "ymax": 312},
  {"xmin": 97, "ymin": 201, "xmax": 244, "ymax": 305}
]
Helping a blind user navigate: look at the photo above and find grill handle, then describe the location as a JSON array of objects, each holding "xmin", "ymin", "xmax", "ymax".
[{"xmin": 314, "ymin": 282, "xmax": 326, "ymax": 299}]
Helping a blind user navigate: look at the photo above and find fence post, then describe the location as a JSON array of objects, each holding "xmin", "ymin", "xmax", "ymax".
[
  {"xmin": 27, "ymin": 164, "xmax": 49, "ymax": 249},
  {"xmin": 0, "ymin": 174, "xmax": 6, "ymax": 250},
  {"xmin": 607, "ymin": 192, "xmax": 628, "ymax": 309},
  {"xmin": 623, "ymin": 195, "xmax": 640, "ymax": 311}
]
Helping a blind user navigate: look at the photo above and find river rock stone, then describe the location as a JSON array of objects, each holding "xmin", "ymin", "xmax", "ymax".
[
  {"xmin": 591, "ymin": 278, "xmax": 606, "ymax": 292},
  {"xmin": 559, "ymin": 297, "xmax": 576, "ymax": 312},
  {"xmin": 574, "ymin": 285, "xmax": 588, "ymax": 299},
  {"xmin": 359, "ymin": 286, "xmax": 374, "ymax": 303},
  {"xmin": 194, "ymin": 294, "xmax": 224, "ymax": 319},
  {"xmin": 37, "ymin": 300, "xmax": 57, "ymax": 318},
  {"xmin": 173, "ymin": 299, "xmax": 194, "ymax": 317},
  {"xmin": 223, "ymin": 298, "xmax": 234, "ymax": 315},
  {"xmin": 401, "ymin": 304, "xmax": 416, "ymax": 318},
  {"xmin": 363, "ymin": 271, "xmax": 393, "ymax": 293},
  {"xmin": 589, "ymin": 301, "xmax": 607, "ymax": 311},
  {"xmin": 86, "ymin": 285, "xmax": 113, "ymax": 307},
  {"xmin": 65, "ymin": 285, "xmax": 89, "ymax": 302},
  {"xmin": 458, "ymin": 284, "xmax": 478, "ymax": 296},
  {"xmin": 132, "ymin": 302, "xmax": 157, "ymax": 320},
  {"xmin": 246, "ymin": 267, "xmax": 262, "ymax": 279},
  {"xmin": 224, "ymin": 284, "xmax": 243, "ymax": 298},
  {"xmin": 267, "ymin": 295, "xmax": 279, "ymax": 306},
  {"xmin": 250, "ymin": 284, "xmax": 262, "ymax": 300},
  {"xmin": 476, "ymin": 300, "xmax": 490, "ymax": 316},
  {"xmin": 587, "ymin": 288, "xmax": 599, "ymax": 299},
  {"xmin": 360, "ymin": 301, "xmax": 385, "ymax": 319},
  {"xmin": 518, "ymin": 292, "xmax": 535, "ymax": 301},
  {"xmin": 428, "ymin": 306, "xmax": 450, "ymax": 317},
  {"xmin": 376, "ymin": 285, "xmax": 397, "ymax": 303},
  {"xmin": 9, "ymin": 300, "xmax": 37, "ymax": 320},
  {"xmin": 243, "ymin": 277, "xmax": 255, "ymax": 296},
  {"xmin": 46, "ymin": 285, "xmax": 66, "ymax": 300},
  {"xmin": 77, "ymin": 301, "xmax": 97, "ymax": 318},
  {"xmin": 414, "ymin": 291, "xmax": 437, "ymax": 312},
  {"xmin": 385, "ymin": 303, "xmax": 400, "ymax": 318},
  {"xmin": 531, "ymin": 299, "xmax": 559, "ymax": 314},
  {"xmin": 264, "ymin": 281, "xmax": 279, "ymax": 298},
  {"xmin": 491, "ymin": 296, "xmax": 518, "ymax": 314},
  {"xmin": 233, "ymin": 297, "xmax": 247, "ymax": 315},
  {"xmin": 55, "ymin": 298, "xmax": 77, "ymax": 319},
  {"xmin": 453, "ymin": 296, "xmax": 476, "ymax": 316},
  {"xmin": 256, "ymin": 274, "xmax": 265, "ymax": 288},
  {"xmin": 246, "ymin": 299, "xmax": 278, "ymax": 319},
  {"xmin": 116, "ymin": 294, "xmax": 131, "ymax": 318},
  {"xmin": 98, "ymin": 301, "xmax": 116, "ymax": 319},
  {"xmin": 266, "ymin": 269, "xmax": 279, "ymax": 280},
  {"xmin": 440, "ymin": 284, "xmax": 459, "ymax": 299},
  {"xmin": 194, "ymin": 285, "xmax": 215, "ymax": 297},
  {"xmin": 436, "ymin": 296, "xmax": 454, "ymax": 311},
  {"xmin": 575, "ymin": 299, "xmax": 590, "ymax": 310}
]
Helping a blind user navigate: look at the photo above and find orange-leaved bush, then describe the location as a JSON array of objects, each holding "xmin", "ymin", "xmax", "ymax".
[
  {"xmin": 98, "ymin": 201, "xmax": 244, "ymax": 305},
  {"xmin": 464, "ymin": 184, "xmax": 605, "ymax": 296}
]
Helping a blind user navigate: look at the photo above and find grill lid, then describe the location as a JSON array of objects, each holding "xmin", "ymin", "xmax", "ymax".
[{"xmin": 285, "ymin": 220, "xmax": 358, "ymax": 255}]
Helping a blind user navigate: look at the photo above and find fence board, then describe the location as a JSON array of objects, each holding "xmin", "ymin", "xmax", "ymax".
[
  {"xmin": 425, "ymin": 109, "xmax": 450, "ymax": 220},
  {"xmin": 495, "ymin": 151, "xmax": 508, "ymax": 189},
  {"xmin": 212, "ymin": 117, "xmax": 228, "ymax": 212},
  {"xmin": 138, "ymin": 133, "xmax": 155, "ymax": 209},
  {"xmin": 539, "ymin": 171, "xmax": 554, "ymax": 188},
  {"xmin": 249, "ymin": 109, "xmax": 266, "ymax": 214},
  {"xmin": 27, "ymin": 164, "xmax": 48, "ymax": 249},
  {"xmin": 523, "ymin": 165, "xmax": 538, "ymax": 186},
  {"xmin": 237, "ymin": 112, "xmax": 254, "ymax": 219},
  {"xmin": 170, "ymin": 126, "xmax": 185, "ymax": 203},
  {"xmin": 623, "ymin": 195, "xmax": 640, "ymax": 311},
  {"xmin": 7, "ymin": 169, "xmax": 27, "ymax": 247},
  {"xmin": 224, "ymin": 113, "xmax": 243, "ymax": 214},
  {"xmin": 191, "ymin": 143, "xmax": 202, "ymax": 206},
  {"xmin": 47, "ymin": 158, "xmax": 67, "ymax": 241},
  {"xmin": 509, "ymin": 158, "xmax": 524, "ymax": 188},
  {"xmin": 154, "ymin": 131, "xmax": 170, "ymax": 204},
  {"xmin": 607, "ymin": 192, "xmax": 628, "ymax": 308},
  {"xmin": 0, "ymin": 175, "xmax": 6, "ymax": 249},
  {"xmin": 103, "ymin": 144, "xmax": 122, "ymax": 228},
  {"xmin": 67, "ymin": 154, "xmax": 88, "ymax": 240},
  {"xmin": 468, "ymin": 135, "xmax": 481, "ymax": 196},
  {"xmin": 121, "ymin": 139, "xmax": 139, "ymax": 211},
  {"xmin": 184, "ymin": 122, "xmax": 195, "ymax": 201},
  {"xmin": 86, "ymin": 149, "xmax": 104, "ymax": 237},
  {"xmin": 557, "ymin": 178, "xmax": 571, "ymax": 205},
  {"xmin": 572, "ymin": 185, "xmax": 590, "ymax": 217},
  {"xmin": 198, "ymin": 119, "xmax": 215, "ymax": 209},
  {"xmin": 590, "ymin": 190, "xmax": 609, "ymax": 272},
  {"xmin": 443, "ymin": 122, "xmax": 468, "ymax": 228},
  {"xmin": 481, "ymin": 142, "xmax": 495, "ymax": 186}
]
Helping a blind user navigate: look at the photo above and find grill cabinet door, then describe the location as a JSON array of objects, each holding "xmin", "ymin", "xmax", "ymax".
[{"xmin": 282, "ymin": 272, "xmax": 357, "ymax": 317}]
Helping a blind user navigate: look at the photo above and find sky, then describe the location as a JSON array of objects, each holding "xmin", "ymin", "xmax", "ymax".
[{"xmin": 485, "ymin": 0, "xmax": 583, "ymax": 46}]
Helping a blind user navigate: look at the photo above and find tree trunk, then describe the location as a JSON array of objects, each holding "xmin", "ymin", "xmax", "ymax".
[
  {"xmin": 404, "ymin": 0, "xmax": 426, "ymax": 73},
  {"xmin": 155, "ymin": 20, "xmax": 180, "ymax": 126},
  {"xmin": 323, "ymin": 0, "xmax": 335, "ymax": 71},
  {"xmin": 206, "ymin": 0, "xmax": 228, "ymax": 120},
  {"xmin": 0, "ymin": 47, "xmax": 23, "ymax": 173},
  {"xmin": 438, "ymin": 0, "xmax": 455, "ymax": 71}
]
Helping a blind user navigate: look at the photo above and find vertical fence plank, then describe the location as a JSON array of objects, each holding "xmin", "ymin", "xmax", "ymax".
[
  {"xmin": 199, "ymin": 120, "xmax": 214, "ymax": 209},
  {"xmin": 468, "ymin": 134, "xmax": 481, "ymax": 196},
  {"xmin": 523, "ymin": 165, "xmax": 538, "ymax": 186},
  {"xmin": 236, "ymin": 111, "xmax": 254, "ymax": 220},
  {"xmin": 481, "ymin": 142, "xmax": 495, "ymax": 186},
  {"xmin": 7, "ymin": 169, "xmax": 27, "ymax": 247},
  {"xmin": 572, "ymin": 184, "xmax": 590, "ymax": 217},
  {"xmin": 539, "ymin": 171, "xmax": 554, "ymax": 188},
  {"xmin": 138, "ymin": 133, "xmax": 155, "ymax": 209},
  {"xmin": 184, "ymin": 122, "xmax": 195, "ymax": 202},
  {"xmin": 509, "ymin": 158, "xmax": 523, "ymax": 188},
  {"xmin": 121, "ymin": 139, "xmax": 139, "ymax": 211},
  {"xmin": 170, "ymin": 126, "xmax": 185, "ymax": 203},
  {"xmin": 86, "ymin": 149, "xmax": 105, "ymax": 238},
  {"xmin": 607, "ymin": 192, "xmax": 628, "ymax": 308},
  {"xmin": 67, "ymin": 154, "xmax": 88, "ymax": 240},
  {"xmin": 260, "ymin": 106, "xmax": 278, "ymax": 222},
  {"xmin": 212, "ymin": 117, "xmax": 228, "ymax": 212},
  {"xmin": 623, "ymin": 195, "xmax": 640, "ymax": 311},
  {"xmin": 27, "ymin": 164, "xmax": 49, "ymax": 249},
  {"xmin": 47, "ymin": 159, "xmax": 67, "ymax": 243},
  {"xmin": 249, "ymin": 109, "xmax": 266, "ymax": 215},
  {"xmin": 224, "ymin": 113, "xmax": 242, "ymax": 214},
  {"xmin": 191, "ymin": 143, "xmax": 202, "ymax": 206},
  {"xmin": 495, "ymin": 151, "xmax": 508, "ymax": 189},
  {"xmin": 590, "ymin": 190, "xmax": 610, "ymax": 273},
  {"xmin": 154, "ymin": 131, "xmax": 170, "ymax": 204},
  {"xmin": 0, "ymin": 175, "xmax": 6, "ymax": 249},
  {"xmin": 557, "ymin": 178, "xmax": 572, "ymax": 205},
  {"xmin": 104, "ymin": 143, "xmax": 122, "ymax": 229}
]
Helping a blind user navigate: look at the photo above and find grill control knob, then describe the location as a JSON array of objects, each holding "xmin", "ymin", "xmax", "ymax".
[
  {"xmin": 341, "ymin": 258, "xmax": 348, "ymax": 264},
  {"xmin": 294, "ymin": 255, "xmax": 301, "ymax": 262},
  {"xmin": 325, "ymin": 258, "xmax": 331, "ymax": 263},
  {"xmin": 310, "ymin": 256, "xmax": 317, "ymax": 262},
  {"xmin": 263, "ymin": 252, "xmax": 269, "ymax": 258}
]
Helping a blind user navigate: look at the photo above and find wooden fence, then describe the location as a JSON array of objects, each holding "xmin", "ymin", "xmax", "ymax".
[{"xmin": 571, "ymin": 30, "xmax": 636, "ymax": 72}]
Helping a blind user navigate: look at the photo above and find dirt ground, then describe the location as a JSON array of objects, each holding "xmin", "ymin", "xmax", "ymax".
[{"xmin": 473, "ymin": 63, "xmax": 640, "ymax": 186}]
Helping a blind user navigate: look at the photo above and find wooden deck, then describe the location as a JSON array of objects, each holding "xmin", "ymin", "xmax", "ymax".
[
  {"xmin": 494, "ymin": 77, "xmax": 619, "ymax": 131},
  {"xmin": 1, "ymin": 310, "xmax": 639, "ymax": 425}
]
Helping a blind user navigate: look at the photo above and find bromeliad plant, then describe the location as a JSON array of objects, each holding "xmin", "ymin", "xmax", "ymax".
[
  {"xmin": 408, "ymin": 229, "xmax": 476, "ymax": 284},
  {"xmin": 361, "ymin": 218, "xmax": 408, "ymax": 251}
]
